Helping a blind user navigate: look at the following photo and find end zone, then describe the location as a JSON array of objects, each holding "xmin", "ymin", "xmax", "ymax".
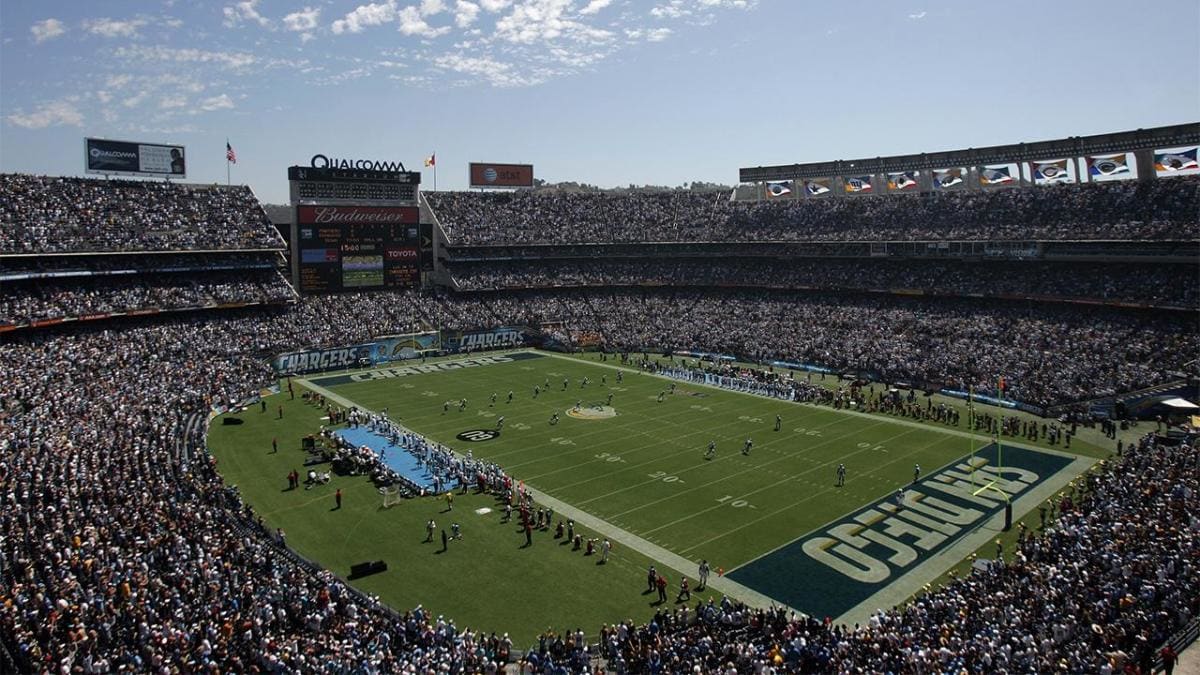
[{"xmin": 726, "ymin": 443, "xmax": 1086, "ymax": 621}]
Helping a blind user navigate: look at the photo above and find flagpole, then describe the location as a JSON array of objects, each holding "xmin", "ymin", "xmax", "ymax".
[{"xmin": 226, "ymin": 138, "xmax": 230, "ymax": 186}]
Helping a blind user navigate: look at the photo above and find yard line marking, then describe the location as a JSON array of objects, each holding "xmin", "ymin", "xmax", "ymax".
[
  {"xmin": 581, "ymin": 417, "xmax": 897, "ymax": 512},
  {"xmin": 632, "ymin": 425, "xmax": 927, "ymax": 535},
  {"xmin": 676, "ymin": 433, "xmax": 960, "ymax": 555}
]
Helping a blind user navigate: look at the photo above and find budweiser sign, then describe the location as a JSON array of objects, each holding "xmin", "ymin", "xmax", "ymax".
[{"xmin": 297, "ymin": 206, "xmax": 419, "ymax": 224}]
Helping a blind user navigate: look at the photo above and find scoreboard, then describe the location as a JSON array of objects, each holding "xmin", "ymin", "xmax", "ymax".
[
  {"xmin": 288, "ymin": 160, "xmax": 427, "ymax": 294},
  {"xmin": 295, "ymin": 206, "xmax": 420, "ymax": 292}
]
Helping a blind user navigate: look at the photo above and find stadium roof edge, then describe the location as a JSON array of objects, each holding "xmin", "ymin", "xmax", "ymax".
[{"xmin": 739, "ymin": 122, "xmax": 1200, "ymax": 182}]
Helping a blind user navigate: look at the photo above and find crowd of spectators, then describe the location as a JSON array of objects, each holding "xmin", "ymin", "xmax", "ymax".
[
  {"xmin": 427, "ymin": 177, "xmax": 1200, "ymax": 245},
  {"xmin": 1, "ymin": 172, "xmax": 1196, "ymax": 672},
  {"xmin": 447, "ymin": 259, "xmax": 1199, "ymax": 308},
  {"xmin": 552, "ymin": 288, "xmax": 1197, "ymax": 408},
  {"xmin": 0, "ymin": 252, "xmax": 278, "ymax": 279},
  {"xmin": 1, "ymin": 287, "xmax": 1195, "ymax": 671},
  {"xmin": 0, "ymin": 270, "xmax": 295, "ymax": 326},
  {"xmin": 0, "ymin": 312, "xmax": 521, "ymax": 673},
  {"xmin": 0, "ymin": 174, "xmax": 284, "ymax": 253},
  {"xmin": 592, "ymin": 432, "xmax": 1198, "ymax": 674}
]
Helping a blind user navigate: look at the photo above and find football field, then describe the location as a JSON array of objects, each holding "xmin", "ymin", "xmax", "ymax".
[
  {"xmin": 210, "ymin": 349, "xmax": 1091, "ymax": 642},
  {"xmin": 314, "ymin": 351, "xmax": 970, "ymax": 567},
  {"xmin": 311, "ymin": 352, "xmax": 1085, "ymax": 605}
]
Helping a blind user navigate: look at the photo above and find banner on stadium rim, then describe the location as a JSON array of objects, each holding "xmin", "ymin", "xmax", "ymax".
[
  {"xmin": 886, "ymin": 171, "xmax": 919, "ymax": 192},
  {"xmin": 1153, "ymin": 146, "xmax": 1199, "ymax": 175},
  {"xmin": 978, "ymin": 164, "xmax": 1016, "ymax": 186},
  {"xmin": 1030, "ymin": 159, "xmax": 1072, "ymax": 184},
  {"xmin": 765, "ymin": 180, "xmax": 794, "ymax": 198},
  {"xmin": 805, "ymin": 178, "xmax": 832, "ymax": 196},
  {"xmin": 1086, "ymin": 153, "xmax": 1132, "ymax": 180},
  {"xmin": 932, "ymin": 168, "xmax": 966, "ymax": 189},
  {"xmin": 441, "ymin": 326, "xmax": 536, "ymax": 353},
  {"xmin": 843, "ymin": 175, "xmax": 873, "ymax": 193},
  {"xmin": 369, "ymin": 331, "xmax": 442, "ymax": 363},
  {"xmin": 85, "ymin": 137, "xmax": 186, "ymax": 178},
  {"xmin": 273, "ymin": 343, "xmax": 378, "ymax": 375}
]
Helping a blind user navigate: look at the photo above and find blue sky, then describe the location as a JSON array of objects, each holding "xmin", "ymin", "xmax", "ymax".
[{"xmin": 1, "ymin": 0, "xmax": 1197, "ymax": 203}]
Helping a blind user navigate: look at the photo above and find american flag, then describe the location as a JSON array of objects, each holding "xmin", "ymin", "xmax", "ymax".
[{"xmin": 226, "ymin": 141, "xmax": 237, "ymax": 164}]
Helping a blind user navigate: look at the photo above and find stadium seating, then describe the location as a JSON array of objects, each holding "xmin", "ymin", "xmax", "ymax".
[
  {"xmin": 427, "ymin": 177, "xmax": 1200, "ymax": 244},
  {"xmin": 0, "ymin": 174, "xmax": 283, "ymax": 253},
  {"xmin": 1, "ymin": 171, "xmax": 1197, "ymax": 672}
]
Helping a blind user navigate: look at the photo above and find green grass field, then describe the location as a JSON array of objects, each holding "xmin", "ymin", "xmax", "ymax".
[{"xmin": 208, "ymin": 349, "xmax": 1108, "ymax": 644}]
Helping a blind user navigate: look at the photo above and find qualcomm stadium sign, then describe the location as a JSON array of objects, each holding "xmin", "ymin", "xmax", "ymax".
[
  {"xmin": 727, "ymin": 444, "xmax": 1073, "ymax": 619},
  {"xmin": 310, "ymin": 154, "xmax": 407, "ymax": 172}
]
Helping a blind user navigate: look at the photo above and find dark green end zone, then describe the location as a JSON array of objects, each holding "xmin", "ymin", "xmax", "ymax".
[{"xmin": 727, "ymin": 444, "xmax": 1073, "ymax": 619}]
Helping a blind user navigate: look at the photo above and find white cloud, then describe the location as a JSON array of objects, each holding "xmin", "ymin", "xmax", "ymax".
[
  {"xmin": 625, "ymin": 27, "xmax": 671, "ymax": 41},
  {"xmin": 398, "ymin": 6, "xmax": 451, "ymax": 37},
  {"xmin": 284, "ymin": 7, "xmax": 321, "ymax": 31},
  {"xmin": 908, "ymin": 10, "xmax": 926, "ymax": 19},
  {"xmin": 332, "ymin": 0, "xmax": 398, "ymax": 34},
  {"xmin": 420, "ymin": 0, "xmax": 447, "ymax": 15},
  {"xmin": 30, "ymin": 18, "xmax": 66, "ymax": 43},
  {"xmin": 84, "ymin": 17, "xmax": 148, "ymax": 38},
  {"xmin": 106, "ymin": 74, "xmax": 133, "ymax": 88},
  {"xmin": 495, "ymin": 0, "xmax": 612, "ymax": 44},
  {"xmin": 199, "ymin": 94, "xmax": 235, "ymax": 111},
  {"xmin": 97, "ymin": 91, "xmax": 113, "ymax": 103},
  {"xmin": 652, "ymin": 0, "xmax": 754, "ymax": 19},
  {"xmin": 159, "ymin": 95, "xmax": 188, "ymax": 109},
  {"xmin": 434, "ymin": 52, "xmax": 546, "ymax": 86},
  {"xmin": 579, "ymin": 0, "xmax": 612, "ymax": 15},
  {"xmin": 223, "ymin": 0, "xmax": 271, "ymax": 28},
  {"xmin": 7, "ymin": 100, "xmax": 84, "ymax": 129},
  {"xmin": 114, "ymin": 45, "xmax": 257, "ymax": 69},
  {"xmin": 454, "ymin": 1, "xmax": 480, "ymax": 27},
  {"xmin": 479, "ymin": 0, "xmax": 512, "ymax": 11}
]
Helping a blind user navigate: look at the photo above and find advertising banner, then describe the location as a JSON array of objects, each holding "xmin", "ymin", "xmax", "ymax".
[
  {"xmin": 469, "ymin": 162, "xmax": 534, "ymax": 188},
  {"xmin": 85, "ymin": 137, "xmax": 186, "ymax": 178}
]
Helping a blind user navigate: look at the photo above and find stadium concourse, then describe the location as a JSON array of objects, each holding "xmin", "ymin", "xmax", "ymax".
[{"xmin": 0, "ymin": 172, "xmax": 1197, "ymax": 673}]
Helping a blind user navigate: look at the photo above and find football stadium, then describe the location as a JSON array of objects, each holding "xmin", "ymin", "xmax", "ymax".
[{"xmin": 2, "ymin": 3, "xmax": 1200, "ymax": 674}]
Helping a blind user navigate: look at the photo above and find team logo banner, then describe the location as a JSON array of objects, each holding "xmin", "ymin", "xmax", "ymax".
[
  {"xmin": 727, "ymin": 444, "xmax": 1073, "ymax": 619},
  {"xmin": 1031, "ymin": 159, "xmax": 1072, "ymax": 184},
  {"xmin": 932, "ymin": 168, "xmax": 965, "ymax": 189},
  {"xmin": 370, "ymin": 331, "xmax": 442, "ymax": 363},
  {"xmin": 765, "ymin": 180, "xmax": 794, "ymax": 198},
  {"xmin": 273, "ymin": 344, "xmax": 377, "ymax": 375},
  {"xmin": 1154, "ymin": 146, "xmax": 1199, "ymax": 175},
  {"xmin": 979, "ymin": 165, "xmax": 1016, "ymax": 186},
  {"xmin": 1086, "ymin": 153, "xmax": 1132, "ymax": 179},
  {"xmin": 441, "ymin": 326, "xmax": 535, "ymax": 353},
  {"xmin": 805, "ymin": 179, "xmax": 832, "ymax": 196},
  {"xmin": 886, "ymin": 171, "xmax": 919, "ymax": 192},
  {"xmin": 843, "ymin": 176, "xmax": 873, "ymax": 193}
]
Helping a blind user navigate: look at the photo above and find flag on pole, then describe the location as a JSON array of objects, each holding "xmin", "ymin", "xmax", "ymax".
[
  {"xmin": 424, "ymin": 153, "xmax": 436, "ymax": 167},
  {"xmin": 226, "ymin": 141, "xmax": 237, "ymax": 164}
]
